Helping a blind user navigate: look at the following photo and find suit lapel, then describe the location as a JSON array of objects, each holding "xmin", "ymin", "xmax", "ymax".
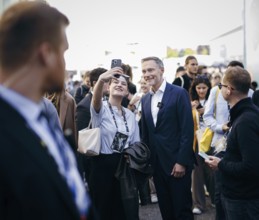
[
  {"xmin": 144, "ymin": 93, "xmax": 155, "ymax": 128},
  {"xmin": 0, "ymin": 98, "xmax": 79, "ymax": 218}
]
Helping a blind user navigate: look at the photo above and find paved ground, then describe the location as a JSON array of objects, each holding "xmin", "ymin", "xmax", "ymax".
[{"xmin": 139, "ymin": 200, "xmax": 215, "ymax": 220}]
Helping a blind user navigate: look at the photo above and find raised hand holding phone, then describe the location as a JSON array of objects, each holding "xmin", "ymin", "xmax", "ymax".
[
  {"xmin": 99, "ymin": 67, "xmax": 123, "ymax": 83},
  {"xmin": 110, "ymin": 59, "xmax": 130, "ymax": 80}
]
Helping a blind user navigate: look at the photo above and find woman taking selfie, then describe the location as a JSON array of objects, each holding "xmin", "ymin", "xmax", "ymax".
[{"xmin": 90, "ymin": 64, "xmax": 140, "ymax": 220}]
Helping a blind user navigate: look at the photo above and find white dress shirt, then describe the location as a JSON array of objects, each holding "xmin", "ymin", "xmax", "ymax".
[{"xmin": 150, "ymin": 79, "xmax": 166, "ymax": 126}]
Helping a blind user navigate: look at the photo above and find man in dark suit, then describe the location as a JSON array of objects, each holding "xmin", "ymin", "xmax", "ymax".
[
  {"xmin": 76, "ymin": 67, "xmax": 107, "ymax": 184},
  {"xmin": 0, "ymin": 2, "xmax": 93, "ymax": 220},
  {"xmin": 141, "ymin": 57, "xmax": 195, "ymax": 220},
  {"xmin": 76, "ymin": 68, "xmax": 108, "ymax": 131}
]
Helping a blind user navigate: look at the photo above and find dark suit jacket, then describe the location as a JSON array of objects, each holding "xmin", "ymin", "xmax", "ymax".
[
  {"xmin": 74, "ymin": 84, "xmax": 90, "ymax": 104},
  {"xmin": 75, "ymin": 92, "xmax": 93, "ymax": 132},
  {"xmin": 0, "ymin": 97, "xmax": 81, "ymax": 220},
  {"xmin": 252, "ymin": 90, "xmax": 259, "ymax": 108},
  {"xmin": 172, "ymin": 73, "xmax": 193, "ymax": 92},
  {"xmin": 141, "ymin": 83, "xmax": 194, "ymax": 175}
]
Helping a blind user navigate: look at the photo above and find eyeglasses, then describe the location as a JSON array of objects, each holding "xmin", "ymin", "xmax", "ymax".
[{"xmin": 218, "ymin": 83, "xmax": 235, "ymax": 90}]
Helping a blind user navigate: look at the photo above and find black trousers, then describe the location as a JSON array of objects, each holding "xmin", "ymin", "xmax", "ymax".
[
  {"xmin": 221, "ymin": 195, "xmax": 259, "ymax": 220},
  {"xmin": 89, "ymin": 154, "xmax": 127, "ymax": 220},
  {"xmin": 134, "ymin": 170, "xmax": 151, "ymax": 205},
  {"xmin": 215, "ymin": 170, "xmax": 226, "ymax": 220},
  {"xmin": 153, "ymin": 161, "xmax": 194, "ymax": 220}
]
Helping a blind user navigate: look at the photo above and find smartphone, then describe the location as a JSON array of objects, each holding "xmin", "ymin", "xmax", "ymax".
[
  {"xmin": 198, "ymin": 151, "xmax": 210, "ymax": 160},
  {"xmin": 196, "ymin": 103, "xmax": 203, "ymax": 109},
  {"xmin": 111, "ymin": 59, "xmax": 122, "ymax": 68}
]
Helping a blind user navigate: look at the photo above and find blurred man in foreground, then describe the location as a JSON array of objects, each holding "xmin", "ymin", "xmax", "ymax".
[{"xmin": 0, "ymin": 2, "xmax": 92, "ymax": 219}]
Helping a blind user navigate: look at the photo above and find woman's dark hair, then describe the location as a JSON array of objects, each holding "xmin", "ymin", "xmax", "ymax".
[
  {"xmin": 189, "ymin": 75, "xmax": 211, "ymax": 101},
  {"xmin": 122, "ymin": 64, "xmax": 133, "ymax": 81}
]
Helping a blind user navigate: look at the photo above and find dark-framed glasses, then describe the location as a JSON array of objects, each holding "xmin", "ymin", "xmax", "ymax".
[{"xmin": 218, "ymin": 83, "xmax": 235, "ymax": 90}]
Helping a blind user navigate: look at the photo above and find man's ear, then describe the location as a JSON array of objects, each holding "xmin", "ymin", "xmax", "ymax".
[{"xmin": 38, "ymin": 43, "xmax": 55, "ymax": 67}]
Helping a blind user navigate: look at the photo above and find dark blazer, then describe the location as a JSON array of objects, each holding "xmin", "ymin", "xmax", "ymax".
[
  {"xmin": 172, "ymin": 73, "xmax": 193, "ymax": 92},
  {"xmin": 74, "ymin": 84, "xmax": 90, "ymax": 104},
  {"xmin": 252, "ymin": 89, "xmax": 259, "ymax": 107},
  {"xmin": 141, "ymin": 83, "xmax": 195, "ymax": 175},
  {"xmin": 75, "ymin": 92, "xmax": 93, "ymax": 132},
  {"xmin": 0, "ymin": 97, "xmax": 81, "ymax": 220}
]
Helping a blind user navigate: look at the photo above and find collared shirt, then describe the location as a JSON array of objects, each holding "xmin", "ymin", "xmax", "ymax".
[
  {"xmin": 150, "ymin": 79, "xmax": 166, "ymax": 126},
  {"xmin": 90, "ymin": 101, "xmax": 140, "ymax": 154},
  {"xmin": 0, "ymin": 85, "xmax": 90, "ymax": 215}
]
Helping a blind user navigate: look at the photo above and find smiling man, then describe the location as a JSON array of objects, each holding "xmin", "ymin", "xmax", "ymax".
[{"xmin": 141, "ymin": 56, "xmax": 195, "ymax": 220}]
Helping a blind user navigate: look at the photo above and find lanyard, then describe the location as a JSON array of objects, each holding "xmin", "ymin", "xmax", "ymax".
[{"xmin": 107, "ymin": 101, "xmax": 129, "ymax": 133}]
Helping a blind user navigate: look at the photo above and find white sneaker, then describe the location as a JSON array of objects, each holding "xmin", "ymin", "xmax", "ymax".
[
  {"xmin": 151, "ymin": 194, "xmax": 158, "ymax": 203},
  {"xmin": 192, "ymin": 207, "xmax": 202, "ymax": 215}
]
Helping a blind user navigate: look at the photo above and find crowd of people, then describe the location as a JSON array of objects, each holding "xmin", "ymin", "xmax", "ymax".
[{"xmin": 1, "ymin": 2, "xmax": 259, "ymax": 220}]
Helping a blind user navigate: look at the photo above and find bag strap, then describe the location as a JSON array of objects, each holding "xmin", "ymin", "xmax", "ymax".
[
  {"xmin": 195, "ymin": 109, "xmax": 201, "ymax": 130},
  {"xmin": 213, "ymin": 88, "xmax": 220, "ymax": 118},
  {"xmin": 87, "ymin": 118, "xmax": 92, "ymax": 129}
]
